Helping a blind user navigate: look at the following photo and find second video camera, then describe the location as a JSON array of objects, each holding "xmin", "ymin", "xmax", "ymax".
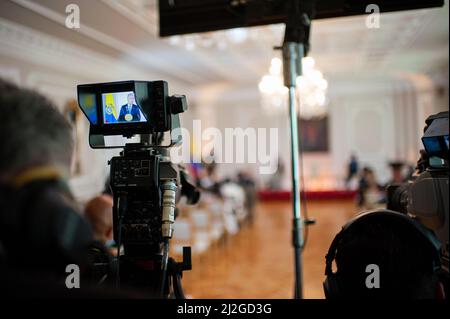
[{"xmin": 387, "ymin": 111, "xmax": 449, "ymax": 276}]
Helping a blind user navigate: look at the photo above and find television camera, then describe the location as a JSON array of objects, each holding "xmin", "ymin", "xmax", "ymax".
[
  {"xmin": 77, "ymin": 80, "xmax": 200, "ymax": 298},
  {"xmin": 387, "ymin": 111, "xmax": 449, "ymax": 288}
]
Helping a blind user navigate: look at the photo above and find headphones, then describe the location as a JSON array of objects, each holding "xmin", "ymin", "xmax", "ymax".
[{"xmin": 323, "ymin": 209, "xmax": 442, "ymax": 299}]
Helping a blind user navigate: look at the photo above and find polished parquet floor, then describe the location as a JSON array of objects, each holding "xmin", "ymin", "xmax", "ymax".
[{"xmin": 182, "ymin": 199, "xmax": 358, "ymax": 299}]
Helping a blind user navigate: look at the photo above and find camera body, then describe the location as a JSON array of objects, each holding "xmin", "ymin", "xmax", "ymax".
[
  {"xmin": 109, "ymin": 148, "xmax": 161, "ymax": 253},
  {"xmin": 77, "ymin": 80, "xmax": 198, "ymax": 295},
  {"xmin": 387, "ymin": 111, "xmax": 449, "ymax": 275}
]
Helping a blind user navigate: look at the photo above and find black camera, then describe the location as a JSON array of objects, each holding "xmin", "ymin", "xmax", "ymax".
[
  {"xmin": 387, "ymin": 111, "xmax": 449, "ymax": 276},
  {"xmin": 77, "ymin": 80, "xmax": 199, "ymax": 298}
]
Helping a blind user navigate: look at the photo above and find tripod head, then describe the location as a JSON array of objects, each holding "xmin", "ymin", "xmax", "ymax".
[{"xmin": 283, "ymin": 0, "xmax": 314, "ymax": 51}]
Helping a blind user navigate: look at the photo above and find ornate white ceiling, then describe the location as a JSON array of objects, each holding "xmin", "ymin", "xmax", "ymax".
[{"xmin": 0, "ymin": 0, "xmax": 448, "ymax": 95}]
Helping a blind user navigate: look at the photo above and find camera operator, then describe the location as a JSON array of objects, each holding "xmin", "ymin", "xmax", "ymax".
[{"xmin": 0, "ymin": 79, "xmax": 127, "ymax": 298}]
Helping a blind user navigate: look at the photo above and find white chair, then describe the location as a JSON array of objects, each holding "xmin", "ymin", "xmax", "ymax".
[
  {"xmin": 206, "ymin": 201, "xmax": 225, "ymax": 242},
  {"xmin": 171, "ymin": 219, "xmax": 192, "ymax": 257},
  {"xmin": 222, "ymin": 201, "xmax": 239, "ymax": 236},
  {"xmin": 190, "ymin": 210, "xmax": 211, "ymax": 255},
  {"xmin": 220, "ymin": 182, "xmax": 248, "ymax": 223}
]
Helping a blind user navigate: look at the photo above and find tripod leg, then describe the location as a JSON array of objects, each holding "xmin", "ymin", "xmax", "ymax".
[
  {"xmin": 283, "ymin": 42, "xmax": 305, "ymax": 299},
  {"xmin": 173, "ymin": 273, "xmax": 186, "ymax": 299}
]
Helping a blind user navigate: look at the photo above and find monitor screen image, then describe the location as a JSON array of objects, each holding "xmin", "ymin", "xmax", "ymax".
[{"xmin": 101, "ymin": 91, "xmax": 147, "ymax": 124}]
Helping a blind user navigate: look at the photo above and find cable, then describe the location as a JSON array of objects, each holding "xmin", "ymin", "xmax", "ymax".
[
  {"xmin": 115, "ymin": 194, "xmax": 127, "ymax": 288},
  {"xmin": 174, "ymin": 273, "xmax": 186, "ymax": 299},
  {"xmin": 115, "ymin": 215, "xmax": 123, "ymax": 288},
  {"xmin": 159, "ymin": 239, "xmax": 170, "ymax": 298}
]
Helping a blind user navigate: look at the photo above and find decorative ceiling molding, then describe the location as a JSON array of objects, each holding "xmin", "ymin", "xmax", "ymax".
[
  {"xmin": 102, "ymin": 0, "xmax": 158, "ymax": 36},
  {"xmin": 0, "ymin": 18, "xmax": 158, "ymax": 82},
  {"xmin": 8, "ymin": 0, "xmax": 205, "ymax": 86}
]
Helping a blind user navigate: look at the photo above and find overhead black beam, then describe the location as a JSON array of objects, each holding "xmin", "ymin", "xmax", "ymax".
[{"xmin": 159, "ymin": 0, "xmax": 444, "ymax": 37}]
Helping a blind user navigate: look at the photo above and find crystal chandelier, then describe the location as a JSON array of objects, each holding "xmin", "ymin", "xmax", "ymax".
[
  {"xmin": 259, "ymin": 57, "xmax": 328, "ymax": 119},
  {"xmin": 258, "ymin": 57, "xmax": 288, "ymax": 115}
]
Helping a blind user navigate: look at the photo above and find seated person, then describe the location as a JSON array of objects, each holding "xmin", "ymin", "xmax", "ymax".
[
  {"xmin": 84, "ymin": 194, "xmax": 116, "ymax": 256},
  {"xmin": 118, "ymin": 93, "xmax": 140, "ymax": 122},
  {"xmin": 324, "ymin": 210, "xmax": 445, "ymax": 299},
  {"xmin": 0, "ymin": 79, "xmax": 92, "ymax": 273},
  {"xmin": 0, "ymin": 79, "xmax": 127, "ymax": 297},
  {"xmin": 357, "ymin": 167, "xmax": 382, "ymax": 209}
]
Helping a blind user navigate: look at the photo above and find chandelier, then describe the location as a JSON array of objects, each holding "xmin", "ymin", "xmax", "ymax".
[{"xmin": 259, "ymin": 57, "xmax": 328, "ymax": 119}]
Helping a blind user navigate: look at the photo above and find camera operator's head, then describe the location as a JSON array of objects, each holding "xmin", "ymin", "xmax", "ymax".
[
  {"xmin": 0, "ymin": 79, "xmax": 74, "ymax": 182},
  {"xmin": 324, "ymin": 210, "xmax": 444, "ymax": 299}
]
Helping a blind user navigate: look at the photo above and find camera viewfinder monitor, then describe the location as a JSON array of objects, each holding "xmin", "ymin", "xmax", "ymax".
[
  {"xmin": 77, "ymin": 80, "xmax": 173, "ymax": 148},
  {"xmin": 422, "ymin": 113, "xmax": 449, "ymax": 159}
]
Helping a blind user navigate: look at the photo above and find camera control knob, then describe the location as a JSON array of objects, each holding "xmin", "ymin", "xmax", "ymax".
[{"xmin": 168, "ymin": 95, "xmax": 188, "ymax": 114}]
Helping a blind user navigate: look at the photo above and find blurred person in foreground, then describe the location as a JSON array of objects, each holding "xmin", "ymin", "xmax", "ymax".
[{"xmin": 0, "ymin": 79, "xmax": 130, "ymax": 298}]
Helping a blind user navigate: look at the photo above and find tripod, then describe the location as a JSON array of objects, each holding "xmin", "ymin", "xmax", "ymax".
[
  {"xmin": 278, "ymin": 0, "xmax": 315, "ymax": 299},
  {"xmin": 113, "ymin": 246, "xmax": 191, "ymax": 299},
  {"xmin": 164, "ymin": 247, "xmax": 192, "ymax": 299}
]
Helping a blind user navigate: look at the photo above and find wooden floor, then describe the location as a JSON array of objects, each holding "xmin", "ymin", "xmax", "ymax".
[{"xmin": 181, "ymin": 199, "xmax": 358, "ymax": 299}]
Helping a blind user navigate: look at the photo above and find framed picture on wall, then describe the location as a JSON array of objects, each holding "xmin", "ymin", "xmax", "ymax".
[{"xmin": 298, "ymin": 116, "xmax": 329, "ymax": 152}]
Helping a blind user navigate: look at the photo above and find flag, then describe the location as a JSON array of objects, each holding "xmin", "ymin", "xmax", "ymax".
[{"xmin": 104, "ymin": 93, "xmax": 118, "ymax": 123}]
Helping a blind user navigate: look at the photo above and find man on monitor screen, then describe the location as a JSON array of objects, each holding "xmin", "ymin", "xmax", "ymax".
[{"xmin": 118, "ymin": 92, "xmax": 141, "ymax": 122}]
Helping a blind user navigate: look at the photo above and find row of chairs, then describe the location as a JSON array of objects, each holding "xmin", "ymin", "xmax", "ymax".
[{"xmin": 171, "ymin": 186, "xmax": 249, "ymax": 259}]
